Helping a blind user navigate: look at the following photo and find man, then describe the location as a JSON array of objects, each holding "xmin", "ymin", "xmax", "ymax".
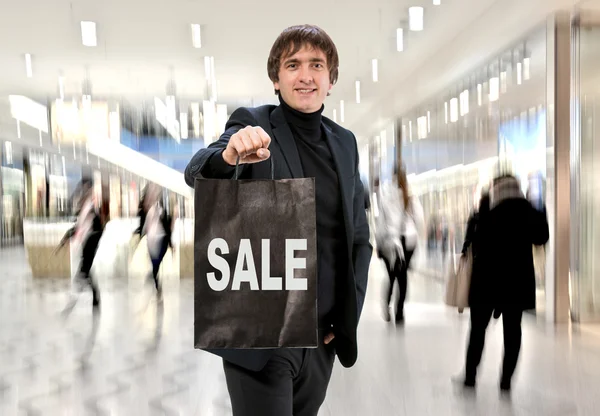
[{"xmin": 185, "ymin": 24, "xmax": 372, "ymax": 416}]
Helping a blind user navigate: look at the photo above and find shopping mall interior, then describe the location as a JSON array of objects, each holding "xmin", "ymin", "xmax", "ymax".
[{"xmin": 1, "ymin": 0, "xmax": 600, "ymax": 415}]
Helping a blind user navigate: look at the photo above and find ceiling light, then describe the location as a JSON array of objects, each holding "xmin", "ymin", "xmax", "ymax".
[
  {"xmin": 203, "ymin": 100, "xmax": 216, "ymax": 144},
  {"xmin": 433, "ymin": 0, "xmax": 441, "ymax": 5},
  {"xmin": 81, "ymin": 21, "xmax": 97, "ymax": 47},
  {"xmin": 191, "ymin": 24, "xmax": 202, "ymax": 48},
  {"xmin": 409, "ymin": 7, "xmax": 424, "ymax": 31},
  {"xmin": 523, "ymin": 57, "xmax": 530, "ymax": 80},
  {"xmin": 444, "ymin": 102, "xmax": 448, "ymax": 124},
  {"xmin": 5, "ymin": 142, "xmax": 13, "ymax": 165},
  {"xmin": 489, "ymin": 77, "xmax": 500, "ymax": 102},
  {"xmin": 25, "ymin": 54, "xmax": 32, "ymax": 78},
  {"xmin": 427, "ymin": 111, "xmax": 431, "ymax": 133},
  {"xmin": 500, "ymin": 71, "xmax": 507, "ymax": 93},
  {"xmin": 180, "ymin": 113, "xmax": 189, "ymax": 139},
  {"xmin": 477, "ymin": 84, "xmax": 482, "ymax": 106},
  {"xmin": 408, "ymin": 120, "xmax": 412, "ymax": 141},
  {"xmin": 340, "ymin": 100, "xmax": 345, "ymax": 123},
  {"xmin": 355, "ymin": 81, "xmax": 361, "ymax": 104},
  {"xmin": 417, "ymin": 116, "xmax": 427, "ymax": 139},
  {"xmin": 450, "ymin": 97, "xmax": 458, "ymax": 122},
  {"xmin": 460, "ymin": 89, "xmax": 469, "ymax": 116},
  {"xmin": 191, "ymin": 103, "xmax": 201, "ymax": 137},
  {"xmin": 396, "ymin": 28, "xmax": 404, "ymax": 52},
  {"xmin": 372, "ymin": 59, "xmax": 378, "ymax": 82},
  {"xmin": 517, "ymin": 62, "xmax": 523, "ymax": 85}
]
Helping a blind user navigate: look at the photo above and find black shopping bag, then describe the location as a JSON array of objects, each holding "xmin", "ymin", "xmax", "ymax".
[{"xmin": 194, "ymin": 160, "xmax": 317, "ymax": 349}]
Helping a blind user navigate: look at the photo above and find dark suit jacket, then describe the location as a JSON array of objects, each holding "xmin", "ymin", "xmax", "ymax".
[{"xmin": 185, "ymin": 104, "xmax": 372, "ymax": 371}]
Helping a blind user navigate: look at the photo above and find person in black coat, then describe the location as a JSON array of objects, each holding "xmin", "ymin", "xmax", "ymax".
[
  {"xmin": 184, "ymin": 24, "xmax": 372, "ymax": 416},
  {"xmin": 462, "ymin": 174, "xmax": 549, "ymax": 391},
  {"xmin": 56, "ymin": 180, "xmax": 107, "ymax": 308}
]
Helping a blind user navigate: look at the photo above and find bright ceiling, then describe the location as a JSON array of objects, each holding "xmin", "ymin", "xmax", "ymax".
[{"xmin": 0, "ymin": 0, "xmax": 579, "ymax": 143}]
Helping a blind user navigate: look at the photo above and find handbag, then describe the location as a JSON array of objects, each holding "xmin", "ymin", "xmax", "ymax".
[{"xmin": 445, "ymin": 247, "xmax": 473, "ymax": 310}]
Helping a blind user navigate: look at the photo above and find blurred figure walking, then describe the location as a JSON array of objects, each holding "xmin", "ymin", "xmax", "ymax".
[
  {"xmin": 376, "ymin": 168, "xmax": 424, "ymax": 323},
  {"xmin": 134, "ymin": 183, "xmax": 174, "ymax": 301},
  {"xmin": 461, "ymin": 174, "xmax": 549, "ymax": 392},
  {"xmin": 56, "ymin": 179, "xmax": 107, "ymax": 308}
]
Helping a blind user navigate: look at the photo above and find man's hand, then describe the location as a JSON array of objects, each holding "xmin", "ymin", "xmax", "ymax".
[
  {"xmin": 222, "ymin": 126, "xmax": 271, "ymax": 166},
  {"xmin": 324, "ymin": 332, "xmax": 335, "ymax": 345}
]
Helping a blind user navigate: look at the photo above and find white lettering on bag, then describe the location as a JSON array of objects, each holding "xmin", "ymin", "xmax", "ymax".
[
  {"xmin": 285, "ymin": 239, "xmax": 307, "ymax": 290},
  {"xmin": 206, "ymin": 238, "xmax": 307, "ymax": 291},
  {"xmin": 207, "ymin": 238, "xmax": 230, "ymax": 291},
  {"xmin": 232, "ymin": 239, "xmax": 259, "ymax": 290},
  {"xmin": 261, "ymin": 239, "xmax": 282, "ymax": 290}
]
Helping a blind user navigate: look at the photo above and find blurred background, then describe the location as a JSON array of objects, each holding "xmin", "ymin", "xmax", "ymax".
[{"xmin": 2, "ymin": 0, "xmax": 600, "ymax": 415}]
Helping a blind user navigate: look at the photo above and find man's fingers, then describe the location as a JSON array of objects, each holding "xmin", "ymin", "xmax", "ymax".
[
  {"xmin": 255, "ymin": 126, "xmax": 272, "ymax": 148},
  {"xmin": 231, "ymin": 136, "xmax": 249, "ymax": 159}
]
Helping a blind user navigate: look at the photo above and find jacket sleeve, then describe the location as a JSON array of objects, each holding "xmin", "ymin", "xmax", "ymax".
[
  {"xmin": 184, "ymin": 107, "xmax": 257, "ymax": 187},
  {"xmin": 351, "ymin": 137, "xmax": 373, "ymax": 321}
]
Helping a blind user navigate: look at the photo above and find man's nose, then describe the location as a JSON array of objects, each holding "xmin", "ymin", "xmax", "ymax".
[{"xmin": 298, "ymin": 66, "xmax": 313, "ymax": 83}]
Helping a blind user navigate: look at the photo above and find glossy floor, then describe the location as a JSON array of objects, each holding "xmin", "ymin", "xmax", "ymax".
[{"xmin": 0, "ymin": 246, "xmax": 599, "ymax": 415}]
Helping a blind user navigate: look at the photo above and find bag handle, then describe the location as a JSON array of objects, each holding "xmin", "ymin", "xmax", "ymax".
[{"xmin": 234, "ymin": 155, "xmax": 275, "ymax": 180}]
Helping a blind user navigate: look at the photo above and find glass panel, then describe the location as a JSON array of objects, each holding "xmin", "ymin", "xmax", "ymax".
[{"xmin": 575, "ymin": 24, "xmax": 600, "ymax": 320}]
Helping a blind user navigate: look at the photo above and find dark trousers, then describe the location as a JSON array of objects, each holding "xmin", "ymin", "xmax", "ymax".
[
  {"xmin": 223, "ymin": 337, "xmax": 336, "ymax": 416},
  {"xmin": 150, "ymin": 237, "xmax": 169, "ymax": 292},
  {"xmin": 465, "ymin": 307, "xmax": 523, "ymax": 383},
  {"xmin": 80, "ymin": 231, "xmax": 102, "ymax": 304},
  {"xmin": 383, "ymin": 239, "xmax": 414, "ymax": 320}
]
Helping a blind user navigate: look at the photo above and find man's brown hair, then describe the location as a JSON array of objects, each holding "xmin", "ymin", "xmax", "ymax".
[{"xmin": 267, "ymin": 24, "xmax": 339, "ymax": 94}]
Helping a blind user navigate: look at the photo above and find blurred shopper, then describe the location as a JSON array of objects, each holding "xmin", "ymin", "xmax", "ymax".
[
  {"xmin": 56, "ymin": 179, "xmax": 106, "ymax": 308},
  {"xmin": 377, "ymin": 168, "xmax": 424, "ymax": 323},
  {"xmin": 461, "ymin": 174, "xmax": 549, "ymax": 391},
  {"xmin": 134, "ymin": 183, "xmax": 174, "ymax": 302},
  {"xmin": 184, "ymin": 24, "xmax": 372, "ymax": 416}
]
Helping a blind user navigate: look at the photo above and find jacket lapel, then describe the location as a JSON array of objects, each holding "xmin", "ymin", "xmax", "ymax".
[{"xmin": 270, "ymin": 106, "xmax": 304, "ymax": 178}]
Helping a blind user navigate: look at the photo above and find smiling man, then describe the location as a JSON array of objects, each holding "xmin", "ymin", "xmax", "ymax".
[{"xmin": 185, "ymin": 24, "xmax": 372, "ymax": 416}]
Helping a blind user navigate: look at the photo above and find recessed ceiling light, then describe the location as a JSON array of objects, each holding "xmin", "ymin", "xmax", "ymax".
[
  {"xmin": 372, "ymin": 59, "xmax": 378, "ymax": 82},
  {"xmin": 409, "ymin": 7, "xmax": 424, "ymax": 31},
  {"xmin": 24, "ymin": 54, "xmax": 32, "ymax": 78},
  {"xmin": 180, "ymin": 113, "xmax": 189, "ymax": 139},
  {"xmin": 355, "ymin": 81, "xmax": 361, "ymax": 104},
  {"xmin": 450, "ymin": 97, "xmax": 459, "ymax": 122},
  {"xmin": 81, "ymin": 21, "xmax": 97, "ymax": 47},
  {"xmin": 397, "ymin": 28, "xmax": 404, "ymax": 52},
  {"xmin": 489, "ymin": 77, "xmax": 500, "ymax": 102},
  {"xmin": 191, "ymin": 24, "xmax": 202, "ymax": 48}
]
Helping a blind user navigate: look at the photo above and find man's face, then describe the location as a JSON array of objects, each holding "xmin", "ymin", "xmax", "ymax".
[{"xmin": 274, "ymin": 45, "xmax": 333, "ymax": 113}]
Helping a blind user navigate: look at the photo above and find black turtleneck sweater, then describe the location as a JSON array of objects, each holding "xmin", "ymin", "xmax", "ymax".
[{"xmin": 278, "ymin": 97, "xmax": 346, "ymax": 328}]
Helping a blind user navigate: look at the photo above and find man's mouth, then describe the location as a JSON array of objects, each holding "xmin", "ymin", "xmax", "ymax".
[{"xmin": 295, "ymin": 88, "xmax": 316, "ymax": 94}]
